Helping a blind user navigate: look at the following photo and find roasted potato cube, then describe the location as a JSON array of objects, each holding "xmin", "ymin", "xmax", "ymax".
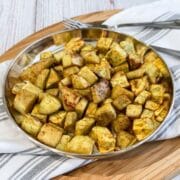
[
  {"xmin": 54, "ymin": 65, "xmax": 63, "ymax": 74},
  {"xmin": 71, "ymin": 75, "xmax": 90, "ymax": 89},
  {"xmin": 12, "ymin": 82, "xmax": 26, "ymax": 94},
  {"xmin": 81, "ymin": 50, "xmax": 100, "ymax": 64},
  {"xmin": 49, "ymin": 111, "xmax": 67, "ymax": 127},
  {"xmin": 106, "ymin": 42, "xmax": 127, "ymax": 67},
  {"xmin": 103, "ymin": 98, "xmax": 113, "ymax": 104},
  {"xmin": 116, "ymin": 130, "xmax": 136, "ymax": 148},
  {"xmin": 130, "ymin": 76, "xmax": 149, "ymax": 95},
  {"xmin": 111, "ymin": 71, "xmax": 129, "ymax": 88},
  {"xmin": 37, "ymin": 123, "xmax": 63, "ymax": 147},
  {"xmin": 112, "ymin": 95, "xmax": 131, "ymax": 110},
  {"xmin": 145, "ymin": 100, "xmax": 160, "ymax": 111},
  {"xmin": 96, "ymin": 37, "xmax": 113, "ymax": 52},
  {"xmin": 156, "ymin": 109, "xmax": 168, "ymax": 122},
  {"xmin": 90, "ymin": 126, "xmax": 115, "ymax": 153},
  {"xmin": 126, "ymin": 104, "xmax": 142, "ymax": 118},
  {"xmin": 45, "ymin": 88, "xmax": 59, "ymax": 97},
  {"xmin": 85, "ymin": 102, "xmax": 97, "ymax": 118},
  {"xmin": 75, "ymin": 98, "xmax": 88, "ymax": 118},
  {"xmin": 75, "ymin": 117, "xmax": 95, "ymax": 135},
  {"xmin": 120, "ymin": 38, "xmax": 135, "ymax": 55},
  {"xmin": 53, "ymin": 51, "xmax": 64, "ymax": 64},
  {"xmin": 134, "ymin": 90, "xmax": 151, "ymax": 105},
  {"xmin": 94, "ymin": 59, "xmax": 111, "ymax": 80},
  {"xmin": 61, "ymin": 77, "xmax": 72, "ymax": 86},
  {"xmin": 67, "ymin": 135, "xmax": 94, "ymax": 155},
  {"xmin": 35, "ymin": 69, "xmax": 50, "ymax": 89},
  {"xmin": 46, "ymin": 68, "xmax": 60, "ymax": 89},
  {"xmin": 81, "ymin": 44, "xmax": 95, "ymax": 52},
  {"xmin": 111, "ymin": 85, "xmax": 134, "ymax": 100},
  {"xmin": 12, "ymin": 110, "xmax": 25, "ymax": 125},
  {"xmin": 40, "ymin": 51, "xmax": 53, "ymax": 61},
  {"xmin": 126, "ymin": 68, "xmax": 145, "ymax": 80},
  {"xmin": 14, "ymin": 89, "xmax": 37, "ymax": 114},
  {"xmin": 96, "ymin": 103, "xmax": 116, "ymax": 126},
  {"xmin": 155, "ymin": 101, "xmax": 169, "ymax": 116},
  {"xmin": 65, "ymin": 37, "xmax": 85, "ymax": 53},
  {"xmin": 31, "ymin": 104, "xmax": 47, "ymax": 123},
  {"xmin": 71, "ymin": 55, "xmax": 84, "ymax": 67},
  {"xmin": 128, "ymin": 53, "xmax": 142, "ymax": 70},
  {"xmin": 113, "ymin": 62, "xmax": 129, "ymax": 73},
  {"xmin": 64, "ymin": 111, "xmax": 78, "ymax": 132},
  {"xmin": 21, "ymin": 115, "xmax": 42, "ymax": 137},
  {"xmin": 136, "ymin": 44, "xmax": 148, "ymax": 59},
  {"xmin": 74, "ymin": 88, "xmax": 92, "ymax": 100},
  {"xmin": 56, "ymin": 135, "xmax": 71, "ymax": 151},
  {"xmin": 62, "ymin": 53, "xmax": 72, "ymax": 68},
  {"xmin": 145, "ymin": 63, "xmax": 162, "ymax": 83},
  {"xmin": 78, "ymin": 66, "xmax": 98, "ymax": 85},
  {"xmin": 59, "ymin": 85, "xmax": 81, "ymax": 111},
  {"xmin": 39, "ymin": 95, "xmax": 61, "ymax": 115},
  {"xmin": 91, "ymin": 79, "xmax": 110, "ymax": 103},
  {"xmin": 63, "ymin": 66, "xmax": 79, "ymax": 77},
  {"xmin": 141, "ymin": 109, "xmax": 154, "ymax": 119},
  {"xmin": 144, "ymin": 51, "xmax": 157, "ymax": 63},
  {"xmin": 150, "ymin": 84, "xmax": 165, "ymax": 104},
  {"xmin": 112, "ymin": 114, "xmax": 130, "ymax": 132},
  {"xmin": 133, "ymin": 118, "xmax": 154, "ymax": 140}
]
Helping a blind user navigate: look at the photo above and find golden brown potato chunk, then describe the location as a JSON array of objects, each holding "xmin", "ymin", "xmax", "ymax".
[
  {"xmin": 141, "ymin": 109, "xmax": 154, "ymax": 119},
  {"xmin": 85, "ymin": 102, "xmax": 97, "ymax": 118},
  {"xmin": 155, "ymin": 101, "xmax": 169, "ymax": 116},
  {"xmin": 90, "ymin": 126, "xmax": 115, "ymax": 153},
  {"xmin": 21, "ymin": 115, "xmax": 42, "ymax": 137},
  {"xmin": 134, "ymin": 90, "xmax": 151, "ymax": 105},
  {"xmin": 71, "ymin": 55, "xmax": 84, "ymax": 67},
  {"xmin": 74, "ymin": 88, "xmax": 91, "ymax": 100},
  {"xmin": 56, "ymin": 135, "xmax": 71, "ymax": 151},
  {"xmin": 91, "ymin": 79, "xmax": 110, "ymax": 103},
  {"xmin": 112, "ymin": 95, "xmax": 131, "ymax": 111},
  {"xmin": 111, "ymin": 71, "xmax": 129, "ymax": 88},
  {"xmin": 113, "ymin": 62, "xmax": 129, "ymax": 73},
  {"xmin": 126, "ymin": 68, "xmax": 145, "ymax": 80},
  {"xmin": 62, "ymin": 53, "xmax": 72, "ymax": 68},
  {"xmin": 12, "ymin": 110, "xmax": 25, "ymax": 125},
  {"xmin": 144, "ymin": 51, "xmax": 157, "ymax": 63},
  {"xmin": 49, "ymin": 111, "xmax": 67, "ymax": 127},
  {"xmin": 128, "ymin": 53, "xmax": 142, "ymax": 70},
  {"xmin": 46, "ymin": 68, "xmax": 60, "ymax": 89},
  {"xmin": 53, "ymin": 51, "xmax": 64, "ymax": 64},
  {"xmin": 156, "ymin": 109, "xmax": 168, "ymax": 122},
  {"xmin": 37, "ymin": 123, "xmax": 63, "ymax": 147},
  {"xmin": 35, "ymin": 69, "xmax": 50, "ymax": 90},
  {"xmin": 106, "ymin": 42, "xmax": 127, "ymax": 67},
  {"xmin": 67, "ymin": 135, "xmax": 94, "ymax": 155},
  {"xmin": 12, "ymin": 82, "xmax": 26, "ymax": 94},
  {"xmin": 64, "ymin": 111, "xmax": 78, "ymax": 132},
  {"xmin": 96, "ymin": 37, "xmax": 113, "ymax": 52},
  {"xmin": 63, "ymin": 66, "xmax": 79, "ymax": 77},
  {"xmin": 116, "ymin": 130, "xmax": 136, "ymax": 148},
  {"xmin": 112, "ymin": 114, "xmax": 130, "ymax": 132},
  {"xmin": 75, "ymin": 98, "xmax": 88, "ymax": 118},
  {"xmin": 61, "ymin": 77, "xmax": 72, "ymax": 86},
  {"xmin": 54, "ymin": 65, "xmax": 63, "ymax": 75},
  {"xmin": 14, "ymin": 89, "xmax": 37, "ymax": 114},
  {"xmin": 145, "ymin": 100, "xmax": 160, "ymax": 111},
  {"xmin": 133, "ymin": 118, "xmax": 154, "ymax": 140},
  {"xmin": 96, "ymin": 103, "xmax": 116, "ymax": 126},
  {"xmin": 45, "ymin": 88, "xmax": 59, "ymax": 97},
  {"xmin": 40, "ymin": 51, "xmax": 53, "ymax": 61},
  {"xmin": 126, "ymin": 104, "xmax": 142, "ymax": 118},
  {"xmin": 120, "ymin": 38, "xmax": 136, "ymax": 55},
  {"xmin": 71, "ymin": 74, "xmax": 90, "ymax": 89},
  {"xmin": 75, "ymin": 117, "xmax": 95, "ymax": 135},
  {"xmin": 39, "ymin": 95, "xmax": 61, "ymax": 115}
]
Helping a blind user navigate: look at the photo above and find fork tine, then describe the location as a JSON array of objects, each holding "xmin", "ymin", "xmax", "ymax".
[
  {"xmin": 63, "ymin": 18, "xmax": 90, "ymax": 28},
  {"xmin": 62, "ymin": 20, "xmax": 79, "ymax": 29}
]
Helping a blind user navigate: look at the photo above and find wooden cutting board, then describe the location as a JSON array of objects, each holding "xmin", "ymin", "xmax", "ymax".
[{"xmin": 0, "ymin": 9, "xmax": 179, "ymax": 180}]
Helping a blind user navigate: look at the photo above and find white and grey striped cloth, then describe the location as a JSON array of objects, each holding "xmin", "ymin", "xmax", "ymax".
[{"xmin": 0, "ymin": 0, "xmax": 180, "ymax": 179}]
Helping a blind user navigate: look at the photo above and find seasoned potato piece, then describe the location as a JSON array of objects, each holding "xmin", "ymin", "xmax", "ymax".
[
  {"xmin": 12, "ymin": 110, "xmax": 26, "ymax": 125},
  {"xmin": 128, "ymin": 53, "xmax": 142, "ymax": 70},
  {"xmin": 14, "ymin": 89, "xmax": 37, "ymax": 114},
  {"xmin": 94, "ymin": 59, "xmax": 111, "ymax": 80},
  {"xmin": 120, "ymin": 38, "xmax": 135, "ymax": 55},
  {"xmin": 75, "ymin": 117, "xmax": 95, "ymax": 135},
  {"xmin": 40, "ymin": 51, "xmax": 53, "ymax": 61},
  {"xmin": 61, "ymin": 77, "xmax": 72, "ymax": 86},
  {"xmin": 39, "ymin": 95, "xmax": 61, "ymax": 115},
  {"xmin": 21, "ymin": 115, "xmax": 42, "ymax": 137},
  {"xmin": 90, "ymin": 126, "xmax": 115, "ymax": 153},
  {"xmin": 141, "ymin": 109, "xmax": 154, "ymax": 119},
  {"xmin": 62, "ymin": 53, "xmax": 72, "ymax": 68},
  {"xmin": 112, "ymin": 114, "xmax": 130, "ymax": 132},
  {"xmin": 103, "ymin": 98, "xmax": 113, "ymax": 104},
  {"xmin": 12, "ymin": 82, "xmax": 26, "ymax": 94},
  {"xmin": 111, "ymin": 71, "xmax": 129, "ymax": 88},
  {"xmin": 106, "ymin": 42, "xmax": 127, "ymax": 67},
  {"xmin": 130, "ymin": 76, "xmax": 149, "ymax": 95},
  {"xmin": 53, "ymin": 51, "xmax": 64, "ymax": 64},
  {"xmin": 46, "ymin": 68, "xmax": 60, "ymax": 89},
  {"xmin": 31, "ymin": 104, "xmax": 47, "ymax": 123},
  {"xmin": 37, "ymin": 123, "xmax": 63, "ymax": 147},
  {"xmin": 49, "ymin": 111, "xmax": 67, "ymax": 127},
  {"xmin": 78, "ymin": 66, "xmax": 98, "ymax": 85},
  {"xmin": 116, "ymin": 130, "xmax": 136, "ymax": 148},
  {"xmin": 133, "ymin": 118, "xmax": 154, "ymax": 140},
  {"xmin": 64, "ymin": 111, "xmax": 78, "ymax": 132},
  {"xmin": 85, "ymin": 102, "xmax": 97, "ymax": 118},
  {"xmin": 91, "ymin": 79, "xmax": 110, "ymax": 103},
  {"xmin": 63, "ymin": 66, "xmax": 79, "ymax": 77},
  {"xmin": 59, "ymin": 85, "xmax": 81, "ymax": 111},
  {"xmin": 71, "ymin": 55, "xmax": 84, "ymax": 67},
  {"xmin": 54, "ymin": 65, "xmax": 63, "ymax": 75},
  {"xmin": 112, "ymin": 95, "xmax": 131, "ymax": 111},
  {"xmin": 45, "ymin": 88, "xmax": 59, "ymax": 97},
  {"xmin": 56, "ymin": 135, "xmax": 71, "ymax": 151},
  {"xmin": 96, "ymin": 103, "xmax": 116, "ymax": 126},
  {"xmin": 65, "ymin": 37, "xmax": 85, "ymax": 53},
  {"xmin": 144, "ymin": 51, "xmax": 157, "ymax": 63},
  {"xmin": 136, "ymin": 44, "xmax": 148, "ymax": 59},
  {"xmin": 145, "ymin": 100, "xmax": 160, "ymax": 111},
  {"xmin": 126, "ymin": 104, "xmax": 142, "ymax": 118},
  {"xmin": 134, "ymin": 90, "xmax": 151, "ymax": 105},
  {"xmin": 155, "ymin": 101, "xmax": 169, "ymax": 116},
  {"xmin": 113, "ymin": 62, "xmax": 129, "ymax": 73},
  {"xmin": 74, "ymin": 88, "xmax": 91, "ymax": 100},
  {"xmin": 67, "ymin": 135, "xmax": 94, "ymax": 155},
  {"xmin": 126, "ymin": 68, "xmax": 145, "ymax": 80},
  {"xmin": 75, "ymin": 98, "xmax": 88, "ymax": 118},
  {"xmin": 111, "ymin": 85, "xmax": 134, "ymax": 100},
  {"xmin": 35, "ymin": 69, "xmax": 50, "ymax": 89},
  {"xmin": 150, "ymin": 84, "xmax": 165, "ymax": 104},
  {"xmin": 96, "ymin": 37, "xmax": 113, "ymax": 52},
  {"xmin": 156, "ymin": 109, "xmax": 168, "ymax": 122},
  {"xmin": 71, "ymin": 75, "xmax": 90, "ymax": 89}
]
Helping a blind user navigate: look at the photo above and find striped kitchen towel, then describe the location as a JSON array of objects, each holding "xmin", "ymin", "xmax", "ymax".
[{"xmin": 0, "ymin": 0, "xmax": 180, "ymax": 179}]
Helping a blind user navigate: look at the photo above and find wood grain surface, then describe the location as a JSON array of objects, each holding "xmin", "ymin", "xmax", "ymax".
[{"xmin": 0, "ymin": 9, "xmax": 179, "ymax": 180}]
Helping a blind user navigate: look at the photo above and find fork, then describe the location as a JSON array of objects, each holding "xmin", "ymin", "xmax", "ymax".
[{"xmin": 62, "ymin": 18, "xmax": 180, "ymax": 57}]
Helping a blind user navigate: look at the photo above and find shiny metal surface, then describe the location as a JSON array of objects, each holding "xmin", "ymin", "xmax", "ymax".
[{"xmin": 3, "ymin": 28, "xmax": 175, "ymax": 159}]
